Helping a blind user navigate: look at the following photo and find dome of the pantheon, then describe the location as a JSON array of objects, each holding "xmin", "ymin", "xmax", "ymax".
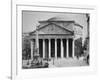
[{"xmin": 47, "ymin": 16, "xmax": 74, "ymax": 21}]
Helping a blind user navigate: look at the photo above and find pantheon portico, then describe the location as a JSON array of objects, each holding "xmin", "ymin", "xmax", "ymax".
[{"xmin": 26, "ymin": 17, "xmax": 83, "ymax": 60}]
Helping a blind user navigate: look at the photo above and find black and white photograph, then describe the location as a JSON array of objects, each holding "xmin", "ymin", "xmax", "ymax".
[
  {"xmin": 22, "ymin": 11, "xmax": 90, "ymax": 69},
  {"xmin": 0, "ymin": 0, "xmax": 99, "ymax": 80}
]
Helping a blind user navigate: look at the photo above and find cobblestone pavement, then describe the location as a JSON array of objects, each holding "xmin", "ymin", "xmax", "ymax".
[
  {"xmin": 48, "ymin": 57, "xmax": 88, "ymax": 68},
  {"xmin": 22, "ymin": 57, "xmax": 88, "ymax": 68}
]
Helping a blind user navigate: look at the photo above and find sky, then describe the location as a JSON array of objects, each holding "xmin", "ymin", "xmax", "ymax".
[{"xmin": 22, "ymin": 11, "xmax": 88, "ymax": 39}]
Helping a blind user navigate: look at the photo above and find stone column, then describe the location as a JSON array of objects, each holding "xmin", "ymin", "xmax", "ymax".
[
  {"xmin": 43, "ymin": 39, "xmax": 45, "ymax": 59},
  {"xmin": 61, "ymin": 39, "xmax": 64, "ymax": 58},
  {"xmin": 49, "ymin": 39, "xmax": 51, "ymax": 59},
  {"xmin": 55, "ymin": 39, "xmax": 57, "ymax": 59},
  {"xmin": 38, "ymin": 39, "xmax": 39, "ymax": 56},
  {"xmin": 66, "ymin": 39, "xmax": 69, "ymax": 58},
  {"xmin": 31, "ymin": 40, "xmax": 33, "ymax": 60},
  {"xmin": 72, "ymin": 39, "xmax": 75, "ymax": 58}
]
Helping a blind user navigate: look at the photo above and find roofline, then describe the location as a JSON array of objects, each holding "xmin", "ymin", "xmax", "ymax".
[
  {"xmin": 74, "ymin": 23, "xmax": 83, "ymax": 28},
  {"xmin": 29, "ymin": 23, "xmax": 51, "ymax": 35},
  {"xmin": 29, "ymin": 22, "xmax": 74, "ymax": 35},
  {"xmin": 39, "ymin": 20, "xmax": 83, "ymax": 29},
  {"xmin": 51, "ymin": 22, "xmax": 74, "ymax": 34},
  {"xmin": 39, "ymin": 20, "xmax": 75, "ymax": 23}
]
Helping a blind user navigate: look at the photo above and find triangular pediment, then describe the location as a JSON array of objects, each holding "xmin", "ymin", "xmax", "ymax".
[{"xmin": 31, "ymin": 23, "xmax": 73, "ymax": 35}]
